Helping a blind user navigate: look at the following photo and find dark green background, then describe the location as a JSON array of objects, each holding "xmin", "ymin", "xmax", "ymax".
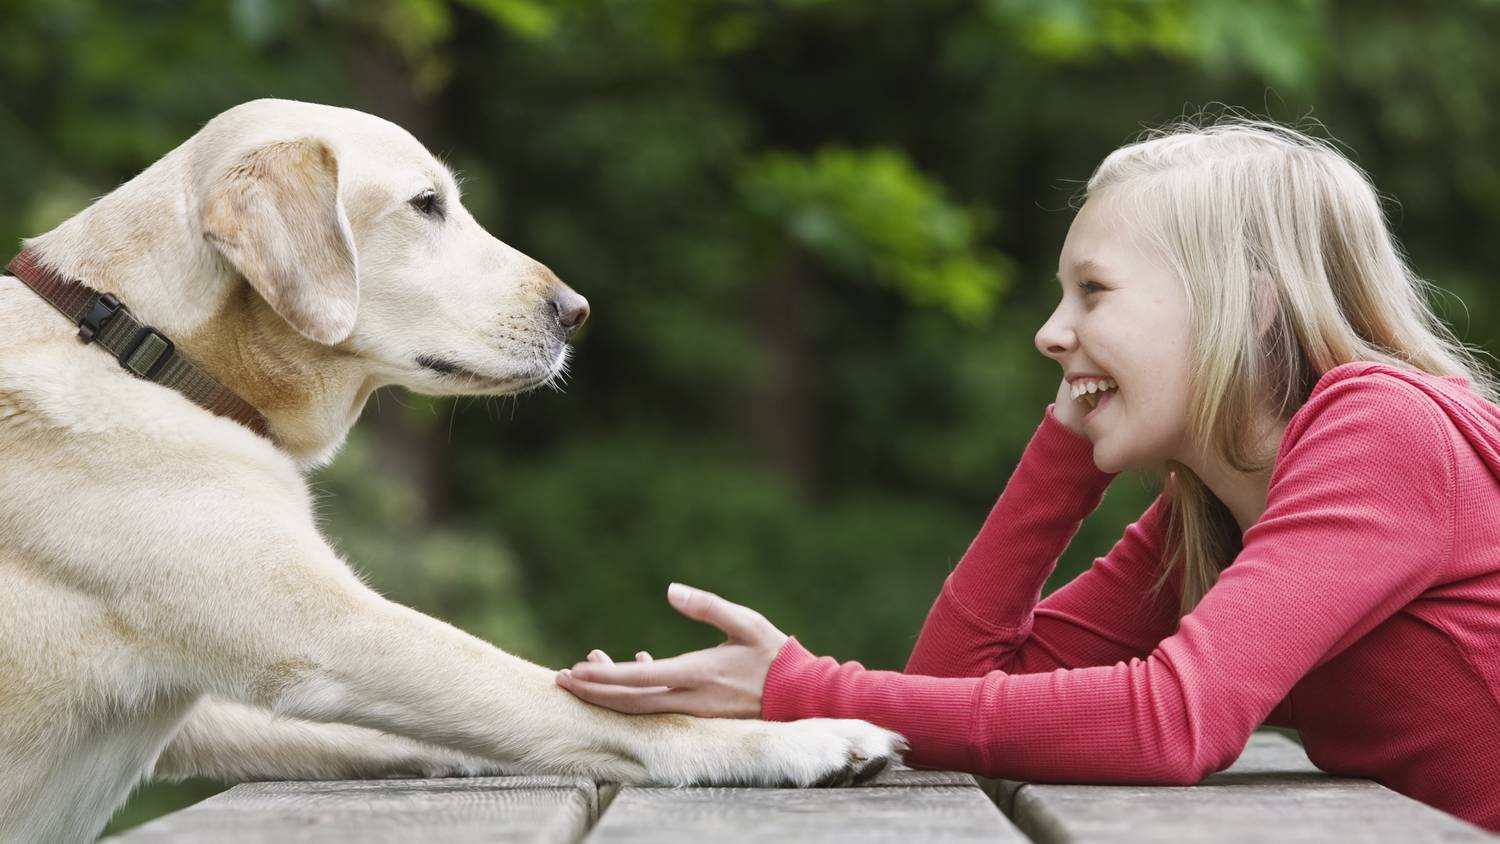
[{"xmin": 3, "ymin": 0, "xmax": 1497, "ymax": 835}]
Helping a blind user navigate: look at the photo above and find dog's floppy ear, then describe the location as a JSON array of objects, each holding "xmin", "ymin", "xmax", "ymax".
[{"xmin": 202, "ymin": 137, "xmax": 359, "ymax": 345}]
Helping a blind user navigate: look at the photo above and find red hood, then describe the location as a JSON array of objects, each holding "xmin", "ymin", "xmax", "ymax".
[{"xmin": 1307, "ymin": 361, "xmax": 1500, "ymax": 478}]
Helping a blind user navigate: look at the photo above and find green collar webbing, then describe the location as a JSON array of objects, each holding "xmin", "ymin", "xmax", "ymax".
[{"xmin": 4, "ymin": 248, "xmax": 271, "ymax": 440}]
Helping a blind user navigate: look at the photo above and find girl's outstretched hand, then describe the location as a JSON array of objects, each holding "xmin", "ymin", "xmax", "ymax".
[{"xmin": 554, "ymin": 583, "xmax": 789, "ymax": 719}]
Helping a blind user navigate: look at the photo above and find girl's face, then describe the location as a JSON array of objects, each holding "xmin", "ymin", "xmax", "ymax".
[{"xmin": 1035, "ymin": 192, "xmax": 1196, "ymax": 473}]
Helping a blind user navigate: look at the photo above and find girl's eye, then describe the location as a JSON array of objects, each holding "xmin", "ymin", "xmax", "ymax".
[
  {"xmin": 409, "ymin": 190, "xmax": 442, "ymax": 218},
  {"xmin": 1077, "ymin": 280, "xmax": 1105, "ymax": 296}
]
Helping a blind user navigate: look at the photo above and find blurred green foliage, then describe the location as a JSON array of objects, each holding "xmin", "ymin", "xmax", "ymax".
[
  {"xmin": 740, "ymin": 147, "xmax": 1009, "ymax": 322},
  {"xmin": 2, "ymin": 0, "xmax": 1497, "ymax": 836}
]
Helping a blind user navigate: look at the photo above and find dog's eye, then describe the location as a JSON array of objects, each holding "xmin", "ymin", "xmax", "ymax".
[{"xmin": 409, "ymin": 190, "xmax": 442, "ymax": 219}]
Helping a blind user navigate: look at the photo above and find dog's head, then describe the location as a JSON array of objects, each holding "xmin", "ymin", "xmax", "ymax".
[{"xmin": 193, "ymin": 99, "xmax": 586, "ymax": 398}]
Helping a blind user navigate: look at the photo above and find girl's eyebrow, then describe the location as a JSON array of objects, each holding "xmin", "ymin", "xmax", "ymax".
[{"xmin": 1055, "ymin": 258, "xmax": 1100, "ymax": 284}]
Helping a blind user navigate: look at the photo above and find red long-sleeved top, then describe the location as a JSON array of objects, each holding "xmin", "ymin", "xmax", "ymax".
[{"xmin": 762, "ymin": 362, "xmax": 1500, "ymax": 831}]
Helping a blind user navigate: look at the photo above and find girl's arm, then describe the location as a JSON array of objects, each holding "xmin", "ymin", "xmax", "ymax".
[
  {"xmin": 762, "ymin": 376, "xmax": 1454, "ymax": 783},
  {"xmin": 557, "ymin": 403, "xmax": 1182, "ymax": 721},
  {"xmin": 905, "ymin": 402, "xmax": 1180, "ymax": 679}
]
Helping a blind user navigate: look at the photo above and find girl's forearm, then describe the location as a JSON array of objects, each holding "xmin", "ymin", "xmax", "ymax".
[{"xmin": 906, "ymin": 406, "xmax": 1112, "ymax": 677}]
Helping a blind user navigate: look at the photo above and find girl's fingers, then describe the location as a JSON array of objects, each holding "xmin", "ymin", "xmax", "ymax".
[
  {"xmin": 585, "ymin": 650, "xmax": 649, "ymax": 665},
  {"xmin": 555, "ymin": 670, "xmax": 695, "ymax": 715},
  {"xmin": 566, "ymin": 648, "xmax": 715, "ymax": 688},
  {"xmin": 666, "ymin": 583, "xmax": 768, "ymax": 642}
]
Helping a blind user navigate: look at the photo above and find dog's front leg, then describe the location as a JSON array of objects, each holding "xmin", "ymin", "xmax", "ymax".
[
  {"xmin": 152, "ymin": 696, "xmax": 512, "ymax": 783},
  {"xmin": 205, "ymin": 571, "xmax": 900, "ymax": 787}
]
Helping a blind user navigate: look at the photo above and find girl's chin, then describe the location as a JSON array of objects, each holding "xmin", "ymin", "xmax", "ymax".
[{"xmin": 1088, "ymin": 440, "xmax": 1138, "ymax": 475}]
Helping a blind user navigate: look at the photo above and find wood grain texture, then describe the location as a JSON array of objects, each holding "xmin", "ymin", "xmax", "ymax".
[
  {"xmin": 106, "ymin": 776, "xmax": 597, "ymax": 843},
  {"xmin": 998, "ymin": 732, "xmax": 1497, "ymax": 843},
  {"xmin": 107, "ymin": 733, "xmax": 1499, "ymax": 842},
  {"xmin": 582, "ymin": 769, "xmax": 1027, "ymax": 843}
]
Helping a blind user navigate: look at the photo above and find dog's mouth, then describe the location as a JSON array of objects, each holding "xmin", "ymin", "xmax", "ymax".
[
  {"xmin": 414, "ymin": 352, "xmax": 560, "ymax": 394},
  {"xmin": 416, "ymin": 354, "xmax": 490, "ymax": 380}
]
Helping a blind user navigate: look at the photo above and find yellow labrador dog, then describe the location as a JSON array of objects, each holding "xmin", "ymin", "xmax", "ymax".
[{"xmin": 0, "ymin": 99, "xmax": 903, "ymax": 843}]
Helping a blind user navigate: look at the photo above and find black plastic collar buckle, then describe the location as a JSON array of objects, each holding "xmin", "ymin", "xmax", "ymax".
[{"xmin": 78, "ymin": 292, "xmax": 122, "ymax": 343}]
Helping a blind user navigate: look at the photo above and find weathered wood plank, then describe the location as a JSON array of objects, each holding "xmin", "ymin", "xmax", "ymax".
[
  {"xmin": 583, "ymin": 769, "xmax": 1026, "ymax": 843},
  {"xmin": 979, "ymin": 731, "xmax": 1363, "ymax": 814},
  {"xmin": 112, "ymin": 732, "xmax": 1498, "ymax": 842},
  {"xmin": 996, "ymin": 732, "xmax": 1496, "ymax": 843},
  {"xmin": 107, "ymin": 775, "xmax": 597, "ymax": 843}
]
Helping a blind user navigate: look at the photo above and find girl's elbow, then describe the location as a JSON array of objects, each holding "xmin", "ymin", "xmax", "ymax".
[
  {"xmin": 1155, "ymin": 736, "xmax": 1238, "ymax": 786},
  {"xmin": 1154, "ymin": 757, "xmax": 1214, "ymax": 787}
]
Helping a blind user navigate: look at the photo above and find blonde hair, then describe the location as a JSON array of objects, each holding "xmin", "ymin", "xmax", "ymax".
[{"xmin": 1081, "ymin": 114, "xmax": 1498, "ymax": 614}]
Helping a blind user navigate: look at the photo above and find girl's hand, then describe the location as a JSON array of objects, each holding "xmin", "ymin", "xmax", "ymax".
[
  {"xmin": 1052, "ymin": 375, "xmax": 1088, "ymax": 435},
  {"xmin": 554, "ymin": 583, "xmax": 789, "ymax": 719}
]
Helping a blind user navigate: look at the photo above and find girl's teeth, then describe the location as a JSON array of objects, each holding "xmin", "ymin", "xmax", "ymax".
[{"xmin": 1071, "ymin": 379, "xmax": 1118, "ymax": 402}]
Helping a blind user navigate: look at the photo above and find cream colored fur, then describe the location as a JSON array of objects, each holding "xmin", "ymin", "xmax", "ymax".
[{"xmin": 0, "ymin": 99, "xmax": 902, "ymax": 844}]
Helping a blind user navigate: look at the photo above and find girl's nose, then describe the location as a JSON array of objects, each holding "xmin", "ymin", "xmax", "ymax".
[{"xmin": 1035, "ymin": 307, "xmax": 1077, "ymax": 361}]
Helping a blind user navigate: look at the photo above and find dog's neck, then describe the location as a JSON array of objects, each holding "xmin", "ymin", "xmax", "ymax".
[
  {"xmin": 22, "ymin": 153, "xmax": 379, "ymax": 469},
  {"xmin": 179, "ymin": 284, "xmax": 381, "ymax": 468}
]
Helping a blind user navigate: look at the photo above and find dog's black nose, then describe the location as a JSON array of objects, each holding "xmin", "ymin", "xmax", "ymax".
[{"xmin": 552, "ymin": 289, "xmax": 590, "ymax": 332}]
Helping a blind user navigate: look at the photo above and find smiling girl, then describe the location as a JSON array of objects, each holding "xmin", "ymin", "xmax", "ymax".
[{"xmin": 556, "ymin": 118, "xmax": 1500, "ymax": 831}]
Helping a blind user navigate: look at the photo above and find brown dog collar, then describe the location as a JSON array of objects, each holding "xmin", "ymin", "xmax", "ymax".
[{"xmin": 4, "ymin": 248, "xmax": 271, "ymax": 440}]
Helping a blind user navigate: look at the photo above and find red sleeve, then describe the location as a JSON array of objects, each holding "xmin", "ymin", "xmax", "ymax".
[
  {"xmin": 762, "ymin": 376, "xmax": 1455, "ymax": 784},
  {"xmin": 905, "ymin": 405, "xmax": 1180, "ymax": 679}
]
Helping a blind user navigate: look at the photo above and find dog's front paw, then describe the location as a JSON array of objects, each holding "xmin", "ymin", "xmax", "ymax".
[
  {"xmin": 769, "ymin": 718, "xmax": 908, "ymax": 787},
  {"xmin": 650, "ymin": 718, "xmax": 906, "ymax": 788}
]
